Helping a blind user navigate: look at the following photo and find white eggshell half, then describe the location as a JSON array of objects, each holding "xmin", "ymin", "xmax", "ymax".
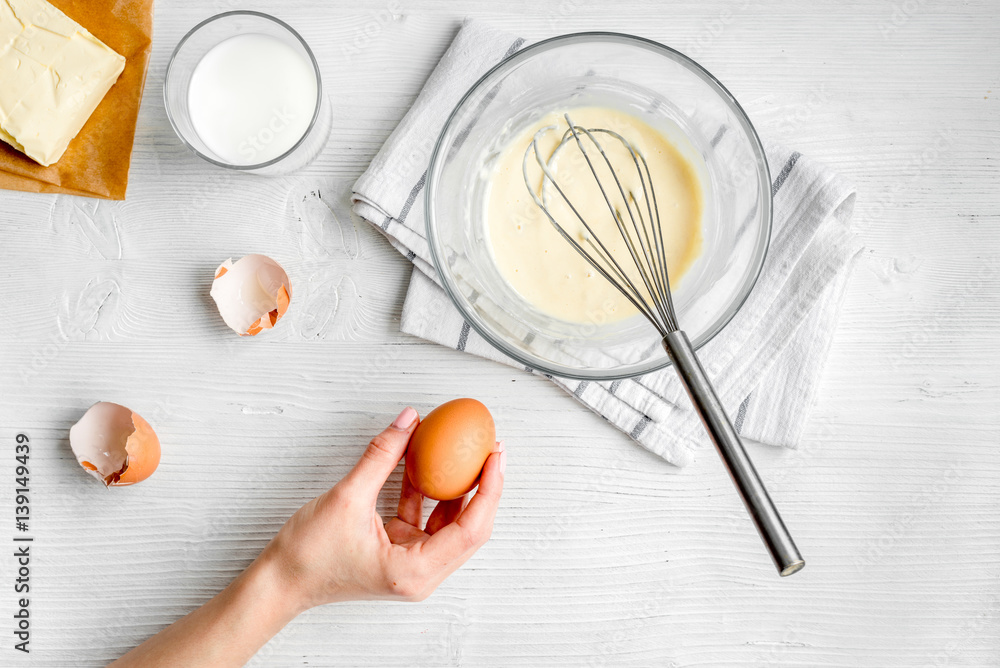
[
  {"xmin": 69, "ymin": 402, "xmax": 131, "ymax": 484},
  {"xmin": 210, "ymin": 254, "xmax": 292, "ymax": 335}
]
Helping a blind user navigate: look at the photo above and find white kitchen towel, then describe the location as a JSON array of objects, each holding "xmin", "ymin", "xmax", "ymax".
[{"xmin": 352, "ymin": 20, "xmax": 863, "ymax": 466}]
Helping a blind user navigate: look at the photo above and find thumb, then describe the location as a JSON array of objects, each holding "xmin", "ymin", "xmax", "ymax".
[{"xmin": 342, "ymin": 407, "xmax": 419, "ymax": 501}]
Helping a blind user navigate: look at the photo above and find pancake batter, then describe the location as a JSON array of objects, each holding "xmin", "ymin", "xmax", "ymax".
[{"xmin": 486, "ymin": 107, "xmax": 703, "ymax": 324}]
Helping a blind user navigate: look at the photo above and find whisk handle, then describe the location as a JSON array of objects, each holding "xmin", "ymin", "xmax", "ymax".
[{"xmin": 662, "ymin": 330, "xmax": 805, "ymax": 577}]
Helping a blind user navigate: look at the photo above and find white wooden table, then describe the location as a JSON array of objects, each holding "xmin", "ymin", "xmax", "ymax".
[{"xmin": 1, "ymin": 1, "xmax": 998, "ymax": 665}]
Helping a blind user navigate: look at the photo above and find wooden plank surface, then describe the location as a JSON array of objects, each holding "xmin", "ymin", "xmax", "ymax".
[{"xmin": 1, "ymin": 0, "xmax": 998, "ymax": 666}]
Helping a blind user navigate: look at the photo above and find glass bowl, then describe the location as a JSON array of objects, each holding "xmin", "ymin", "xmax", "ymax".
[
  {"xmin": 163, "ymin": 11, "xmax": 329, "ymax": 175},
  {"xmin": 425, "ymin": 32, "xmax": 771, "ymax": 380}
]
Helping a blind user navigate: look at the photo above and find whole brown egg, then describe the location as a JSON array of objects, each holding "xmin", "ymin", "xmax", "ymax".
[{"xmin": 405, "ymin": 398, "xmax": 496, "ymax": 501}]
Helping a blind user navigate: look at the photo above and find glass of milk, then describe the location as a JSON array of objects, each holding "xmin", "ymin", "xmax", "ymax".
[{"xmin": 164, "ymin": 11, "xmax": 329, "ymax": 175}]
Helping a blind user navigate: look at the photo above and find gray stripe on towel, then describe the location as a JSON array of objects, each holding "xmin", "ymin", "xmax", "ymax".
[
  {"xmin": 710, "ymin": 126, "xmax": 727, "ymax": 148},
  {"xmin": 457, "ymin": 321, "xmax": 471, "ymax": 351},
  {"xmin": 734, "ymin": 394, "xmax": 750, "ymax": 434},
  {"xmin": 504, "ymin": 37, "xmax": 526, "ymax": 59},
  {"xmin": 733, "ymin": 201, "xmax": 760, "ymax": 243},
  {"xmin": 398, "ymin": 171, "xmax": 426, "ymax": 224},
  {"xmin": 771, "ymin": 152, "xmax": 801, "ymax": 197},
  {"xmin": 630, "ymin": 415, "xmax": 652, "ymax": 439}
]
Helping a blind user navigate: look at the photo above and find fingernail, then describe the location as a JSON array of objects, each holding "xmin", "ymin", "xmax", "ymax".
[
  {"xmin": 392, "ymin": 406, "xmax": 418, "ymax": 430},
  {"xmin": 496, "ymin": 439, "xmax": 505, "ymax": 453},
  {"xmin": 499, "ymin": 449, "xmax": 507, "ymax": 474}
]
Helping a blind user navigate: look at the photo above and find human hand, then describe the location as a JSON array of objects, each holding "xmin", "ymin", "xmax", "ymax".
[
  {"xmin": 109, "ymin": 407, "xmax": 503, "ymax": 668},
  {"xmin": 259, "ymin": 406, "xmax": 505, "ymax": 612}
]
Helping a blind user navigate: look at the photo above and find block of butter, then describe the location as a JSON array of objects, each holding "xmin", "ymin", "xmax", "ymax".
[{"xmin": 0, "ymin": 0, "xmax": 126, "ymax": 166}]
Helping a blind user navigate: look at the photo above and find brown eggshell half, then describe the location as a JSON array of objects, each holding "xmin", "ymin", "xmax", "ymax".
[
  {"xmin": 69, "ymin": 402, "xmax": 161, "ymax": 487},
  {"xmin": 405, "ymin": 398, "xmax": 495, "ymax": 501}
]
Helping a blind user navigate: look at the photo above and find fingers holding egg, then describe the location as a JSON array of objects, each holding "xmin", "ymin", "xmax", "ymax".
[
  {"xmin": 396, "ymin": 467, "xmax": 425, "ymax": 528},
  {"xmin": 425, "ymin": 497, "xmax": 468, "ymax": 535}
]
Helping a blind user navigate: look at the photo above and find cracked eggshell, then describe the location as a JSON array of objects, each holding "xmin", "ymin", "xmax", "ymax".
[
  {"xmin": 69, "ymin": 402, "xmax": 161, "ymax": 487},
  {"xmin": 210, "ymin": 254, "xmax": 292, "ymax": 336}
]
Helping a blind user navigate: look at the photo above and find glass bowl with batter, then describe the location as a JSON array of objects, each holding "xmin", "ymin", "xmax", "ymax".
[{"xmin": 425, "ymin": 33, "xmax": 771, "ymax": 380}]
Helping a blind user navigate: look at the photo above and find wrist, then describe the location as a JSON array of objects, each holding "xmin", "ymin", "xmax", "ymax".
[{"xmin": 241, "ymin": 549, "xmax": 310, "ymax": 629}]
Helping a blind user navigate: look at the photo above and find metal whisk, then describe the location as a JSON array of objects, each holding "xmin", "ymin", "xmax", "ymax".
[{"xmin": 523, "ymin": 114, "xmax": 804, "ymax": 577}]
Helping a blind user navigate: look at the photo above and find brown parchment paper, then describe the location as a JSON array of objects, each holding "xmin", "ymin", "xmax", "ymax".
[{"xmin": 0, "ymin": 0, "xmax": 154, "ymax": 200}]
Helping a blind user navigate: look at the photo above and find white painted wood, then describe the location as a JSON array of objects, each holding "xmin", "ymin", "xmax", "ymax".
[{"xmin": 1, "ymin": 0, "xmax": 998, "ymax": 665}]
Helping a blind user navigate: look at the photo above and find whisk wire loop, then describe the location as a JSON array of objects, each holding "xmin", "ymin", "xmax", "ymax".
[
  {"xmin": 525, "ymin": 115, "xmax": 684, "ymax": 333},
  {"xmin": 523, "ymin": 130, "xmax": 657, "ymax": 324},
  {"xmin": 562, "ymin": 123, "xmax": 671, "ymax": 330}
]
